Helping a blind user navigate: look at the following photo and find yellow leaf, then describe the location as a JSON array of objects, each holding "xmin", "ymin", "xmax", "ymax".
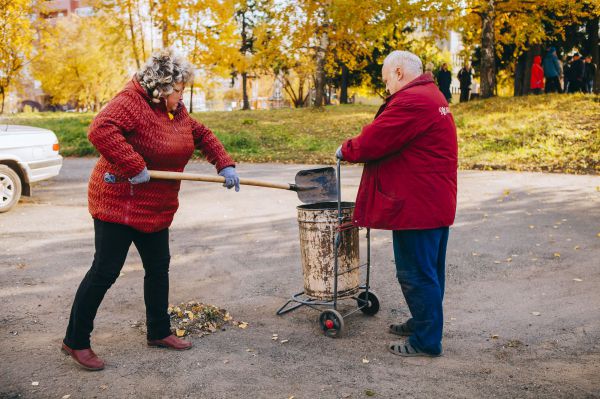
[
  {"xmin": 553, "ymin": 253, "xmax": 561, "ymax": 258},
  {"xmin": 176, "ymin": 329, "xmax": 186, "ymax": 337}
]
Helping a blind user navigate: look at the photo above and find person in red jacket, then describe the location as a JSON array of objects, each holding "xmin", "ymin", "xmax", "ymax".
[
  {"xmin": 530, "ymin": 55, "xmax": 545, "ymax": 95},
  {"xmin": 336, "ymin": 50, "xmax": 457, "ymax": 357},
  {"xmin": 61, "ymin": 49, "xmax": 239, "ymax": 371}
]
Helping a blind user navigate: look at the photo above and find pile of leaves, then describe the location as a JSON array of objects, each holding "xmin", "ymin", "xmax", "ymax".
[{"xmin": 168, "ymin": 301, "xmax": 248, "ymax": 337}]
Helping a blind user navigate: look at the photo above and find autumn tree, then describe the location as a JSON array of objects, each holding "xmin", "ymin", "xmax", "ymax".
[
  {"xmin": 0, "ymin": 0, "xmax": 36, "ymax": 113},
  {"xmin": 32, "ymin": 14, "xmax": 133, "ymax": 111},
  {"xmin": 456, "ymin": 0, "xmax": 599, "ymax": 97}
]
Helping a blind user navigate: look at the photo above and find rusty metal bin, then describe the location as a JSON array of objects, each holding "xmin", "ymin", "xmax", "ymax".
[{"xmin": 297, "ymin": 201, "xmax": 360, "ymax": 300}]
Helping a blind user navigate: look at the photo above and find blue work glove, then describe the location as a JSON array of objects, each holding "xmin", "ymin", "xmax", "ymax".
[
  {"xmin": 218, "ymin": 166, "xmax": 240, "ymax": 192},
  {"xmin": 335, "ymin": 145, "xmax": 344, "ymax": 160},
  {"xmin": 128, "ymin": 167, "xmax": 150, "ymax": 184}
]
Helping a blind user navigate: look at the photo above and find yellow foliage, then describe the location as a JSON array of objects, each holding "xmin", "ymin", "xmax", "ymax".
[
  {"xmin": 32, "ymin": 14, "xmax": 134, "ymax": 111},
  {"xmin": 0, "ymin": 0, "xmax": 36, "ymax": 112}
]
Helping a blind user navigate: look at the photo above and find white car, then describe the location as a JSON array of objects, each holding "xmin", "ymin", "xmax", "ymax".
[{"xmin": 0, "ymin": 124, "xmax": 63, "ymax": 212}]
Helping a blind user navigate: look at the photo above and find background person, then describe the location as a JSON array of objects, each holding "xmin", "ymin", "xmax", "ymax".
[
  {"xmin": 543, "ymin": 46, "xmax": 561, "ymax": 93},
  {"xmin": 530, "ymin": 55, "xmax": 545, "ymax": 95},
  {"xmin": 569, "ymin": 53, "xmax": 585, "ymax": 93},
  {"xmin": 458, "ymin": 64, "xmax": 472, "ymax": 102},
  {"xmin": 584, "ymin": 55, "xmax": 597, "ymax": 93},
  {"xmin": 436, "ymin": 63, "xmax": 452, "ymax": 102}
]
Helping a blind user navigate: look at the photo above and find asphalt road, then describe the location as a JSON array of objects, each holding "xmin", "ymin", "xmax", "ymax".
[{"xmin": 1, "ymin": 158, "xmax": 599, "ymax": 398}]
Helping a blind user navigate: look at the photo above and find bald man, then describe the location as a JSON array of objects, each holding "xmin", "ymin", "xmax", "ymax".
[{"xmin": 336, "ymin": 50, "xmax": 458, "ymax": 357}]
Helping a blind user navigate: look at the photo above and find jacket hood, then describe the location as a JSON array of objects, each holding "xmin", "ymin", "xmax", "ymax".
[{"xmin": 534, "ymin": 56, "xmax": 542, "ymax": 64}]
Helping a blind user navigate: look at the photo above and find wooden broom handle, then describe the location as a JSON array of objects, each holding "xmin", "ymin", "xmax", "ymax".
[{"xmin": 148, "ymin": 170, "xmax": 292, "ymax": 190}]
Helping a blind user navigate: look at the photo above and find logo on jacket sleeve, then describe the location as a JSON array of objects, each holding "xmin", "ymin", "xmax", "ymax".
[{"xmin": 439, "ymin": 106, "xmax": 451, "ymax": 116}]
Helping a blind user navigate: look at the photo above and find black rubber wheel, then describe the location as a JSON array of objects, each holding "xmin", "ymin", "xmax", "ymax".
[
  {"xmin": 0, "ymin": 165, "xmax": 22, "ymax": 213},
  {"xmin": 357, "ymin": 291, "xmax": 380, "ymax": 316},
  {"xmin": 319, "ymin": 309, "xmax": 344, "ymax": 338}
]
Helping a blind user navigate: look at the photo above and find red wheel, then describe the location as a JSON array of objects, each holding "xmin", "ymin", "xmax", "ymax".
[{"xmin": 319, "ymin": 310, "xmax": 344, "ymax": 338}]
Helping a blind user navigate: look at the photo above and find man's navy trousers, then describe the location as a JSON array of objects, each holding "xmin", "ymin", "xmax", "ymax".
[{"xmin": 393, "ymin": 227, "xmax": 449, "ymax": 355}]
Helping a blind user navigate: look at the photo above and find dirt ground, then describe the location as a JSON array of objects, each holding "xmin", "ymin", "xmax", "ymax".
[{"xmin": 1, "ymin": 158, "xmax": 599, "ymax": 399}]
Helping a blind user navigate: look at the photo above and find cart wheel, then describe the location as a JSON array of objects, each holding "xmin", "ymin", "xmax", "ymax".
[
  {"xmin": 357, "ymin": 291, "xmax": 380, "ymax": 316},
  {"xmin": 319, "ymin": 310, "xmax": 344, "ymax": 338}
]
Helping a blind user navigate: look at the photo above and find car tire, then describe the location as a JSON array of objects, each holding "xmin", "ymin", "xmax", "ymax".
[{"xmin": 0, "ymin": 165, "xmax": 22, "ymax": 213}]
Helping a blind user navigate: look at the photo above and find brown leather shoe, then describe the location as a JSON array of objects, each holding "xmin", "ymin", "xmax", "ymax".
[
  {"xmin": 147, "ymin": 334, "xmax": 192, "ymax": 350},
  {"xmin": 61, "ymin": 343, "xmax": 105, "ymax": 371}
]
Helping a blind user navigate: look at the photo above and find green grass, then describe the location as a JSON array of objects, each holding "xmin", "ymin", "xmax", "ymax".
[{"xmin": 2, "ymin": 94, "xmax": 599, "ymax": 174}]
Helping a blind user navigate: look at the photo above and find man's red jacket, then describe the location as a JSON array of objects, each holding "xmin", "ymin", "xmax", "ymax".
[{"xmin": 340, "ymin": 74, "xmax": 458, "ymax": 230}]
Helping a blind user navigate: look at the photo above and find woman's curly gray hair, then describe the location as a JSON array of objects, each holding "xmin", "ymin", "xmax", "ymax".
[{"xmin": 137, "ymin": 49, "xmax": 193, "ymax": 103}]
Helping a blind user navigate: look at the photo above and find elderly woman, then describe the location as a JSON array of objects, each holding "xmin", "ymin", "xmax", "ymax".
[{"xmin": 61, "ymin": 49, "xmax": 240, "ymax": 371}]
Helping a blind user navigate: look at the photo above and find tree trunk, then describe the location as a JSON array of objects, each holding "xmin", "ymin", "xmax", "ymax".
[
  {"xmin": 586, "ymin": 17, "xmax": 599, "ymax": 93},
  {"xmin": 480, "ymin": 1, "xmax": 496, "ymax": 99},
  {"xmin": 148, "ymin": 0, "xmax": 155, "ymax": 53},
  {"xmin": 1, "ymin": 87, "xmax": 5, "ymax": 114},
  {"xmin": 340, "ymin": 63, "xmax": 349, "ymax": 104},
  {"xmin": 136, "ymin": 0, "xmax": 147, "ymax": 61},
  {"xmin": 242, "ymin": 72, "xmax": 250, "ymax": 110},
  {"xmin": 160, "ymin": 1, "xmax": 169, "ymax": 48},
  {"xmin": 126, "ymin": 0, "xmax": 141, "ymax": 69},
  {"xmin": 189, "ymin": 82, "xmax": 194, "ymax": 113},
  {"xmin": 514, "ymin": 53, "xmax": 526, "ymax": 96},
  {"xmin": 314, "ymin": 27, "xmax": 329, "ymax": 107}
]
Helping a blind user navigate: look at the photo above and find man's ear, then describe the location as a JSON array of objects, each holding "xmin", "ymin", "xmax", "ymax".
[{"xmin": 396, "ymin": 67, "xmax": 403, "ymax": 81}]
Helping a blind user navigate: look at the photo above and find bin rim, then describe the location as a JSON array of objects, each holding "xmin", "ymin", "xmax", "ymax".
[{"xmin": 297, "ymin": 201, "xmax": 355, "ymax": 211}]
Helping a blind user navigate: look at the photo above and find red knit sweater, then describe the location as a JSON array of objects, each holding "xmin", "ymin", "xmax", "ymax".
[{"xmin": 88, "ymin": 78, "xmax": 235, "ymax": 232}]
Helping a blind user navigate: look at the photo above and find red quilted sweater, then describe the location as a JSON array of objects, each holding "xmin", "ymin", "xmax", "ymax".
[{"xmin": 88, "ymin": 77, "xmax": 235, "ymax": 232}]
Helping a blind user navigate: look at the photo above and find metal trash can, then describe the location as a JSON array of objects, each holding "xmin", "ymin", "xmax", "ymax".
[{"xmin": 297, "ymin": 201, "xmax": 360, "ymax": 300}]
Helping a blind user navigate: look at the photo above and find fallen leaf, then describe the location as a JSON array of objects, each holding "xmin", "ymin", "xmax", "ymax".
[
  {"xmin": 62, "ymin": 395, "xmax": 71, "ymax": 399},
  {"xmin": 574, "ymin": 246, "xmax": 580, "ymax": 250},
  {"xmin": 176, "ymin": 329, "xmax": 186, "ymax": 337},
  {"xmin": 99, "ymin": 385, "xmax": 108, "ymax": 390},
  {"xmin": 573, "ymin": 278, "xmax": 583, "ymax": 282},
  {"xmin": 365, "ymin": 389, "xmax": 376, "ymax": 397},
  {"xmin": 362, "ymin": 357, "xmax": 370, "ymax": 364},
  {"xmin": 238, "ymin": 322, "xmax": 249, "ymax": 329},
  {"xmin": 494, "ymin": 261, "xmax": 501, "ymax": 264},
  {"xmin": 288, "ymin": 396, "xmax": 295, "ymax": 399},
  {"xmin": 531, "ymin": 312, "xmax": 541, "ymax": 316},
  {"xmin": 472, "ymin": 252, "xmax": 479, "ymax": 256},
  {"xmin": 31, "ymin": 382, "xmax": 39, "ymax": 386},
  {"xmin": 491, "ymin": 335, "xmax": 499, "ymax": 339},
  {"xmin": 223, "ymin": 359, "xmax": 229, "ymax": 364},
  {"xmin": 529, "ymin": 225, "xmax": 535, "ymax": 229},
  {"xmin": 553, "ymin": 253, "xmax": 561, "ymax": 258},
  {"xmin": 280, "ymin": 339, "xmax": 289, "ymax": 344}
]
